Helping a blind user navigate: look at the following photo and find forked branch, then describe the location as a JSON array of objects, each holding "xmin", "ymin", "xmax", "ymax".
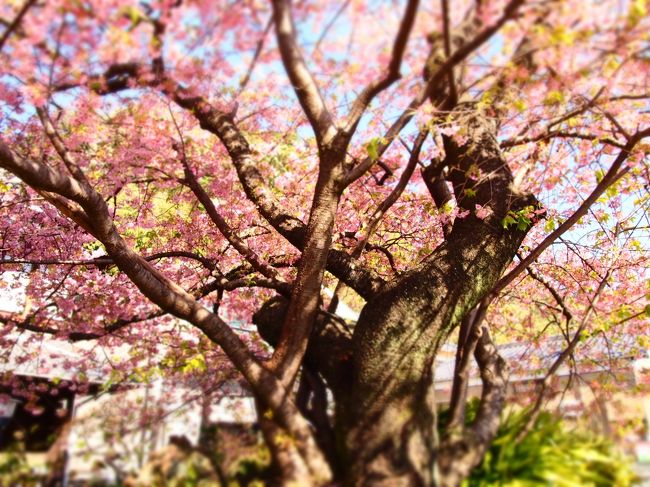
[
  {"xmin": 344, "ymin": 0, "xmax": 420, "ymax": 132},
  {"xmin": 271, "ymin": 0, "xmax": 335, "ymax": 143},
  {"xmin": 493, "ymin": 127, "xmax": 650, "ymax": 296},
  {"xmin": 344, "ymin": 0, "xmax": 526, "ymax": 186}
]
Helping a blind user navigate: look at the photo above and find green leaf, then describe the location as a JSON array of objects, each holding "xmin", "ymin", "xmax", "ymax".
[
  {"xmin": 544, "ymin": 90, "xmax": 565, "ymax": 106},
  {"xmin": 544, "ymin": 218, "xmax": 556, "ymax": 232},
  {"xmin": 366, "ymin": 138, "xmax": 380, "ymax": 161},
  {"xmin": 182, "ymin": 354, "xmax": 207, "ymax": 373},
  {"xmin": 122, "ymin": 6, "xmax": 143, "ymax": 26},
  {"xmin": 549, "ymin": 25, "xmax": 577, "ymax": 46},
  {"xmin": 605, "ymin": 184, "xmax": 618, "ymax": 198},
  {"xmin": 513, "ymin": 98, "xmax": 527, "ymax": 113},
  {"xmin": 502, "ymin": 215, "xmax": 516, "ymax": 228}
]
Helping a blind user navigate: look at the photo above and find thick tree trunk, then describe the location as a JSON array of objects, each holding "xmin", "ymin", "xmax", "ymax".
[
  {"xmin": 254, "ymin": 109, "xmax": 537, "ymax": 486},
  {"xmin": 255, "ymin": 222, "xmax": 531, "ymax": 487},
  {"xmin": 256, "ymin": 221, "xmax": 525, "ymax": 486},
  {"xmin": 334, "ymin": 109, "xmax": 533, "ymax": 486},
  {"xmin": 340, "ymin": 221, "xmax": 526, "ymax": 486}
]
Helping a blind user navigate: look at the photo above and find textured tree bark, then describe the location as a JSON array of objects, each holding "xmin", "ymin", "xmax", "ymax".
[
  {"xmin": 268, "ymin": 150, "xmax": 345, "ymax": 388},
  {"xmin": 250, "ymin": 108, "xmax": 537, "ymax": 486},
  {"xmin": 341, "ymin": 223, "xmax": 526, "ymax": 486},
  {"xmin": 3, "ymin": 0, "xmax": 648, "ymax": 484},
  {"xmin": 2, "ymin": 100, "xmax": 536, "ymax": 486},
  {"xmin": 255, "ymin": 230, "xmax": 523, "ymax": 485},
  {"xmin": 332, "ymin": 109, "xmax": 532, "ymax": 486}
]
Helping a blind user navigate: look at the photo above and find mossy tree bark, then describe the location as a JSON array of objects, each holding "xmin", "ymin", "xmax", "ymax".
[{"xmin": 254, "ymin": 109, "xmax": 538, "ymax": 486}]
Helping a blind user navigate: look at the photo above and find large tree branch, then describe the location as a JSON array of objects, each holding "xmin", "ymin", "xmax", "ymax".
[
  {"xmin": 343, "ymin": 0, "xmax": 525, "ymax": 186},
  {"xmin": 0, "ymin": 143, "xmax": 91, "ymax": 207},
  {"xmin": 471, "ymin": 328, "xmax": 508, "ymax": 446},
  {"xmin": 438, "ymin": 326, "xmax": 508, "ymax": 487},
  {"xmin": 0, "ymin": 139, "xmax": 332, "ymax": 481},
  {"xmin": 168, "ymin": 87, "xmax": 384, "ymax": 299},
  {"xmin": 421, "ymin": 159, "xmax": 454, "ymax": 237},
  {"xmin": 271, "ymin": 0, "xmax": 336, "ymax": 144},
  {"xmin": 343, "ymin": 0, "xmax": 420, "ymax": 133},
  {"xmin": 54, "ymin": 62, "xmax": 144, "ymax": 95},
  {"xmin": 492, "ymin": 127, "xmax": 650, "ymax": 296},
  {"xmin": 440, "ymin": 0, "xmax": 458, "ymax": 106},
  {"xmin": 265, "ymin": 141, "xmax": 348, "ymax": 389},
  {"xmin": 34, "ymin": 189, "xmax": 95, "ymax": 235},
  {"xmin": 444, "ymin": 300, "xmax": 488, "ymax": 436}
]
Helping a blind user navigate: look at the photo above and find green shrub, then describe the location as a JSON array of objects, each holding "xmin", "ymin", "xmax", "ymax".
[
  {"xmin": 463, "ymin": 406, "xmax": 637, "ymax": 486},
  {"xmin": 0, "ymin": 432, "xmax": 42, "ymax": 486}
]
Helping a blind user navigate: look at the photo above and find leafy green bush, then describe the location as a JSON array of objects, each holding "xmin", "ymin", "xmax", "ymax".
[
  {"xmin": 464, "ymin": 406, "xmax": 637, "ymax": 486},
  {"xmin": 0, "ymin": 432, "xmax": 42, "ymax": 486}
]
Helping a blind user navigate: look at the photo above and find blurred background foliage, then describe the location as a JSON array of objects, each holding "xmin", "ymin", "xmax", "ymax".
[{"xmin": 460, "ymin": 403, "xmax": 637, "ymax": 486}]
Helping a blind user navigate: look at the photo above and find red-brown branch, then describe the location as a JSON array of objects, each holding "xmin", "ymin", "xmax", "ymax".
[
  {"xmin": 343, "ymin": 0, "xmax": 420, "ymax": 132},
  {"xmin": 271, "ymin": 0, "xmax": 336, "ymax": 144},
  {"xmin": 343, "ymin": 0, "xmax": 525, "ymax": 186},
  {"xmin": 492, "ymin": 127, "xmax": 650, "ymax": 296},
  {"xmin": 0, "ymin": 0, "xmax": 36, "ymax": 52}
]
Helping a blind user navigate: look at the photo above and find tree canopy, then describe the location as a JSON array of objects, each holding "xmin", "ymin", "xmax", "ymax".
[{"xmin": 0, "ymin": 0, "xmax": 649, "ymax": 485}]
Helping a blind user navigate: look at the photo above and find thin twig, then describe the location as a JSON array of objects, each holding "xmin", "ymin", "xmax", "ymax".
[{"xmin": 0, "ymin": 0, "xmax": 37, "ymax": 53}]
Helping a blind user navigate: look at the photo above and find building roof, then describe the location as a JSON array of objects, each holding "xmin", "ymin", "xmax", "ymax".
[
  {"xmin": 0, "ymin": 333, "xmax": 115, "ymax": 383},
  {"xmin": 434, "ymin": 333, "xmax": 644, "ymax": 387}
]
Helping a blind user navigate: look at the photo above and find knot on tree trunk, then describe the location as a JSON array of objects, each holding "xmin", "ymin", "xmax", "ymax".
[{"xmin": 253, "ymin": 296, "xmax": 353, "ymax": 395}]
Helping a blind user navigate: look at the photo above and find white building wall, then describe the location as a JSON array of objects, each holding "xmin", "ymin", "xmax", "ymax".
[{"xmin": 65, "ymin": 381, "xmax": 202, "ymax": 484}]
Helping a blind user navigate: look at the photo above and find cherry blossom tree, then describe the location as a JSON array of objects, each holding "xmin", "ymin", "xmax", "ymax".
[{"xmin": 0, "ymin": 0, "xmax": 649, "ymax": 485}]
